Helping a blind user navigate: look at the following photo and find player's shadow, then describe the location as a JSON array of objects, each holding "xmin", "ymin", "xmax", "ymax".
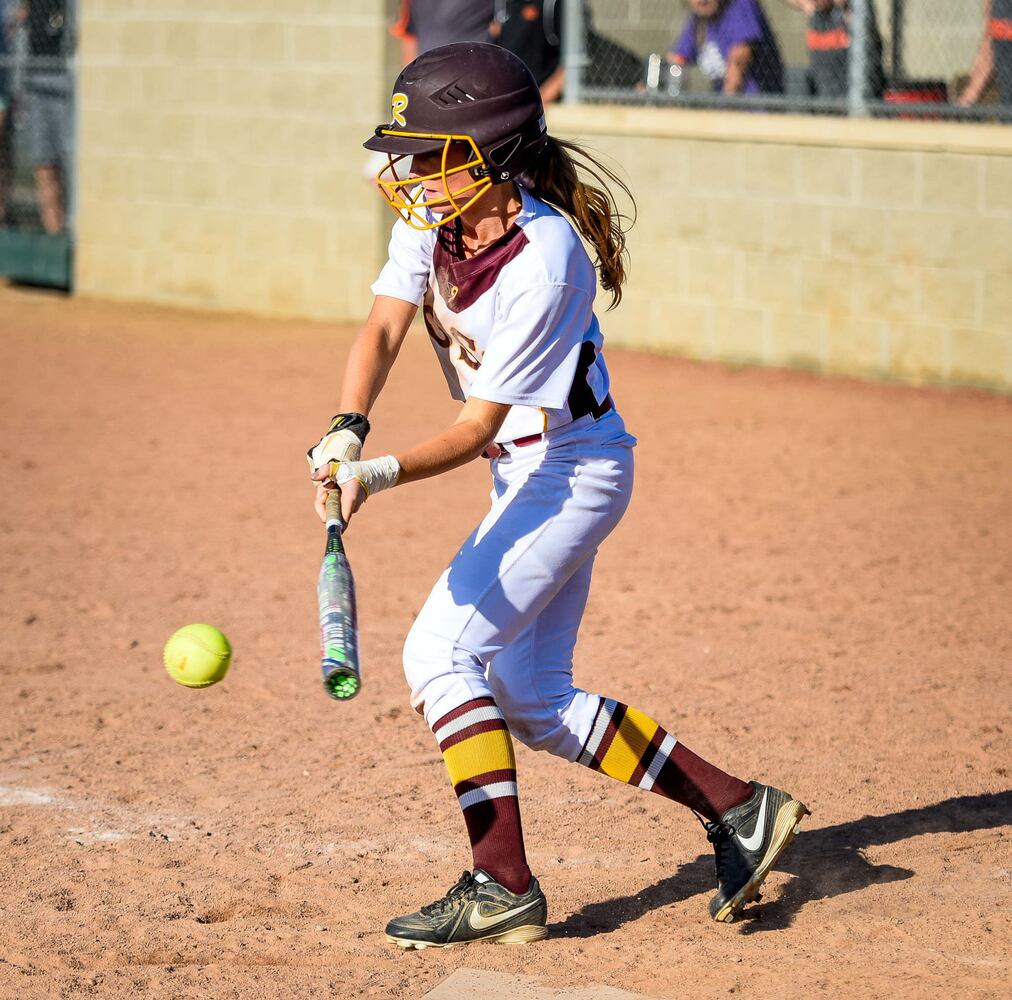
[{"xmin": 549, "ymin": 790, "xmax": 1012, "ymax": 938}]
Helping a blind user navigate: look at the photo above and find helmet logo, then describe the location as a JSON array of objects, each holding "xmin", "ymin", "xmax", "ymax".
[{"xmin": 391, "ymin": 92, "xmax": 409, "ymax": 128}]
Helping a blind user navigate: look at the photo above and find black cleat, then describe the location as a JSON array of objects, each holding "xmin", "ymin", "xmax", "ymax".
[
  {"xmin": 385, "ymin": 869, "xmax": 548, "ymax": 949},
  {"xmin": 705, "ymin": 781, "xmax": 810, "ymax": 923}
]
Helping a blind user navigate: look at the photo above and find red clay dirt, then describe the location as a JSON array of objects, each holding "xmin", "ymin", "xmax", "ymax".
[{"xmin": 0, "ymin": 285, "xmax": 1009, "ymax": 999}]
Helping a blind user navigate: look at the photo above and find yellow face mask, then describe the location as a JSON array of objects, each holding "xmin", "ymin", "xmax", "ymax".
[{"xmin": 374, "ymin": 131, "xmax": 494, "ymax": 232}]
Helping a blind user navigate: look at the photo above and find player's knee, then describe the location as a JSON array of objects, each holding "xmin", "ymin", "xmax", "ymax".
[
  {"xmin": 498, "ymin": 688, "xmax": 586, "ymax": 761},
  {"xmin": 402, "ymin": 619, "xmax": 439, "ymax": 706},
  {"xmin": 509, "ymin": 713, "xmax": 582, "ymax": 759},
  {"xmin": 402, "ymin": 620, "xmax": 486, "ymax": 721}
]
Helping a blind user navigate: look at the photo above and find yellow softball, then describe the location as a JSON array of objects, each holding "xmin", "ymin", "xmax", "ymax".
[{"xmin": 163, "ymin": 624, "xmax": 232, "ymax": 688}]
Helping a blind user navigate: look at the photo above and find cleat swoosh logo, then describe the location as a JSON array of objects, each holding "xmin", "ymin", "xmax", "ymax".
[
  {"xmin": 468, "ymin": 898, "xmax": 541, "ymax": 932},
  {"xmin": 736, "ymin": 789, "xmax": 769, "ymax": 852}
]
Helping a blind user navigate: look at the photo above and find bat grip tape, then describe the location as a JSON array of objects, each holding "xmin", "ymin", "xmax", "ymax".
[{"xmin": 325, "ymin": 487, "xmax": 343, "ymax": 530}]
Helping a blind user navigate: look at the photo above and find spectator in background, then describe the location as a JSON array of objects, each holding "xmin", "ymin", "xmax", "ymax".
[
  {"xmin": 21, "ymin": 0, "xmax": 74, "ymax": 234},
  {"xmin": 489, "ymin": 0, "xmax": 566, "ymax": 102},
  {"xmin": 779, "ymin": 1, "xmax": 884, "ymax": 100},
  {"xmin": 492, "ymin": 1, "xmax": 643, "ymax": 100},
  {"xmin": 390, "ymin": 0, "xmax": 494, "ymax": 65},
  {"xmin": 0, "ymin": 3, "xmax": 11, "ymax": 223},
  {"xmin": 960, "ymin": 0, "xmax": 1012, "ymax": 107},
  {"xmin": 670, "ymin": 0, "xmax": 784, "ymax": 96}
]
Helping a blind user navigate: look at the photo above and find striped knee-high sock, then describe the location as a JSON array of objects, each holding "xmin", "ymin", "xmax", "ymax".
[
  {"xmin": 579, "ymin": 698, "xmax": 752, "ymax": 822},
  {"xmin": 432, "ymin": 697, "xmax": 532, "ymax": 894}
]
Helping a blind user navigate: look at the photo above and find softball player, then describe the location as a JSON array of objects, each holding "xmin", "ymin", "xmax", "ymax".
[{"xmin": 307, "ymin": 42, "xmax": 808, "ymax": 948}]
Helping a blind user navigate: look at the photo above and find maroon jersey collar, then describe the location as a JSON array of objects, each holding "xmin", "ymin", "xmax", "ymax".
[{"xmin": 433, "ymin": 218, "xmax": 530, "ymax": 313}]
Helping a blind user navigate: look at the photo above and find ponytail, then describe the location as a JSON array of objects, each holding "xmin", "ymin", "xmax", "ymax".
[{"xmin": 523, "ymin": 136, "xmax": 635, "ymax": 309}]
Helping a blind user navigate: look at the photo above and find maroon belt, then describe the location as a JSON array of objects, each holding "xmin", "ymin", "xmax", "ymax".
[{"xmin": 483, "ymin": 395, "xmax": 613, "ymax": 459}]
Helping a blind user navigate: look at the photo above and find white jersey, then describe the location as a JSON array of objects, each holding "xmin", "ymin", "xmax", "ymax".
[{"xmin": 370, "ymin": 185, "xmax": 612, "ymax": 444}]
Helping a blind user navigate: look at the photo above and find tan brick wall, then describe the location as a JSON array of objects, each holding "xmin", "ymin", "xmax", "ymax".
[
  {"xmin": 76, "ymin": 1, "xmax": 391, "ymax": 320},
  {"xmin": 549, "ymin": 105, "xmax": 1012, "ymax": 391}
]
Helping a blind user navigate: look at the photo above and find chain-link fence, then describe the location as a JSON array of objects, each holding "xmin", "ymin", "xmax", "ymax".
[
  {"xmin": 539, "ymin": 1, "xmax": 1011, "ymax": 122},
  {"xmin": 0, "ymin": 0, "xmax": 76, "ymax": 287}
]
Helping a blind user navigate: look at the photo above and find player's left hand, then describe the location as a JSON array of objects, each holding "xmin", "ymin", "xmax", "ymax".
[{"xmin": 306, "ymin": 412, "xmax": 371, "ymax": 475}]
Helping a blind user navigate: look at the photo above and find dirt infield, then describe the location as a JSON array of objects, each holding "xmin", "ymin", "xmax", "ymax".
[{"xmin": 1, "ymin": 285, "xmax": 1009, "ymax": 1000}]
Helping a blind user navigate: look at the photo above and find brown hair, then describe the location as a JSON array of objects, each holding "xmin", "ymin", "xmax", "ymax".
[{"xmin": 522, "ymin": 137, "xmax": 635, "ymax": 309}]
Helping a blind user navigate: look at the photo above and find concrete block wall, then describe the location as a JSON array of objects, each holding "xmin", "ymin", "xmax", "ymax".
[
  {"xmin": 76, "ymin": 0, "xmax": 390, "ymax": 320},
  {"xmin": 550, "ymin": 105, "xmax": 1012, "ymax": 391}
]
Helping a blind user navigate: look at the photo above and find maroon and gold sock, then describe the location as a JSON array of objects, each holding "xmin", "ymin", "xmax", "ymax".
[
  {"xmin": 578, "ymin": 698, "xmax": 752, "ymax": 822},
  {"xmin": 432, "ymin": 697, "xmax": 532, "ymax": 894}
]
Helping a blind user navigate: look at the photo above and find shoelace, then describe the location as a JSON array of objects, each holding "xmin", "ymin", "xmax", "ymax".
[
  {"xmin": 420, "ymin": 871, "xmax": 479, "ymax": 916},
  {"xmin": 702, "ymin": 817, "xmax": 736, "ymax": 885}
]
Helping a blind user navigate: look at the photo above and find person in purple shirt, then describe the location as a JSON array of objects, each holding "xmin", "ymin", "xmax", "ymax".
[{"xmin": 670, "ymin": 0, "xmax": 784, "ymax": 95}]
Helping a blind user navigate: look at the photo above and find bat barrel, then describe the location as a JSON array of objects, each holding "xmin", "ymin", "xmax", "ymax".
[
  {"xmin": 318, "ymin": 542, "xmax": 361, "ymax": 700},
  {"xmin": 322, "ymin": 661, "xmax": 361, "ymax": 700}
]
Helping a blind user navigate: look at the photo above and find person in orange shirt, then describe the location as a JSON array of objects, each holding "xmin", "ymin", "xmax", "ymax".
[{"xmin": 780, "ymin": 0, "xmax": 883, "ymax": 100}]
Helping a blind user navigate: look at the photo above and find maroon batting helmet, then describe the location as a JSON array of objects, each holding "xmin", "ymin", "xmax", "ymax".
[{"xmin": 364, "ymin": 42, "xmax": 548, "ymax": 229}]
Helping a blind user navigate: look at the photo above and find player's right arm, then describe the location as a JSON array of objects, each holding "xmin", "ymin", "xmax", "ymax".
[
  {"xmin": 338, "ymin": 294, "xmax": 417, "ymax": 416},
  {"xmin": 310, "ymin": 214, "xmax": 433, "ymax": 522},
  {"xmin": 308, "ymin": 295, "xmax": 416, "ymax": 523}
]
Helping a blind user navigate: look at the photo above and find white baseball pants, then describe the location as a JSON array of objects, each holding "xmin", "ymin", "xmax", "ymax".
[{"xmin": 403, "ymin": 410, "xmax": 636, "ymax": 759}]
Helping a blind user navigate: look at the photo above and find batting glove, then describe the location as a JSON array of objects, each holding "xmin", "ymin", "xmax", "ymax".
[
  {"xmin": 328, "ymin": 456, "xmax": 401, "ymax": 497},
  {"xmin": 307, "ymin": 412, "xmax": 371, "ymax": 475}
]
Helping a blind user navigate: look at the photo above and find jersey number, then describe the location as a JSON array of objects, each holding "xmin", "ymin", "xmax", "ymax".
[{"xmin": 423, "ymin": 302, "xmax": 482, "ymax": 371}]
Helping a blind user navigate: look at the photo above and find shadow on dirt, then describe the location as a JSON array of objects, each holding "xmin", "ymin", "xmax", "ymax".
[{"xmin": 549, "ymin": 790, "xmax": 1012, "ymax": 937}]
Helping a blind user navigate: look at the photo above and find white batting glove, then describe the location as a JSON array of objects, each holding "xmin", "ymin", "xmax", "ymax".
[
  {"xmin": 307, "ymin": 412, "xmax": 371, "ymax": 475},
  {"xmin": 328, "ymin": 456, "xmax": 401, "ymax": 497}
]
